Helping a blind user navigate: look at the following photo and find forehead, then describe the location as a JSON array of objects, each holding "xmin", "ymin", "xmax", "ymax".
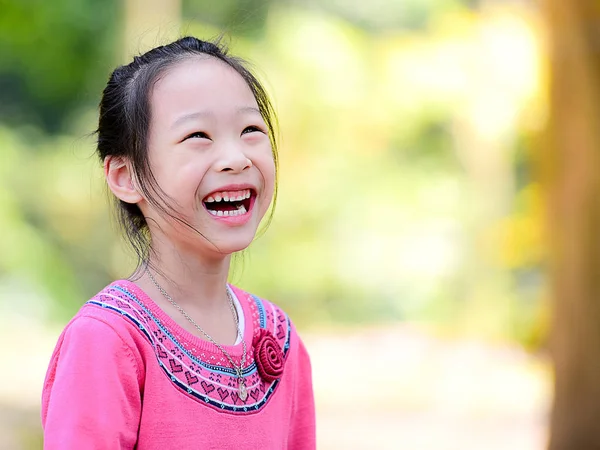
[{"xmin": 150, "ymin": 57, "xmax": 257, "ymax": 118}]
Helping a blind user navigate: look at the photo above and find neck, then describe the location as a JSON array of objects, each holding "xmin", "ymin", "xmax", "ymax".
[{"xmin": 139, "ymin": 240, "xmax": 232, "ymax": 310}]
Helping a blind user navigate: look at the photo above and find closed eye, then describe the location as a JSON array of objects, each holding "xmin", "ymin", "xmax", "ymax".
[
  {"xmin": 184, "ymin": 131, "xmax": 211, "ymax": 141},
  {"xmin": 241, "ymin": 125, "xmax": 265, "ymax": 136}
]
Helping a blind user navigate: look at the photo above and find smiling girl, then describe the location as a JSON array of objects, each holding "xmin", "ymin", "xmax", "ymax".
[{"xmin": 41, "ymin": 37, "xmax": 316, "ymax": 449}]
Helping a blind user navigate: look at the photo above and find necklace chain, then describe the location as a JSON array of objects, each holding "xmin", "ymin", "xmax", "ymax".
[{"xmin": 145, "ymin": 269, "xmax": 248, "ymax": 398}]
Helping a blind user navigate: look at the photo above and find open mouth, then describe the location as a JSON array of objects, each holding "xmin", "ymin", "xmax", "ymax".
[{"xmin": 202, "ymin": 188, "xmax": 255, "ymax": 217}]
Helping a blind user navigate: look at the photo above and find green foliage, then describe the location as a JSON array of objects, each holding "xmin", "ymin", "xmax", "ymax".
[
  {"xmin": 0, "ymin": 125, "xmax": 119, "ymax": 318},
  {"xmin": 0, "ymin": 0, "xmax": 118, "ymax": 132},
  {"xmin": 295, "ymin": 0, "xmax": 467, "ymax": 31},
  {"xmin": 0, "ymin": 2, "xmax": 546, "ymax": 349},
  {"xmin": 183, "ymin": 0, "xmax": 272, "ymax": 37}
]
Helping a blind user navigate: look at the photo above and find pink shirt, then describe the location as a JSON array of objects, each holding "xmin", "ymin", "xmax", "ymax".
[{"xmin": 41, "ymin": 281, "xmax": 315, "ymax": 449}]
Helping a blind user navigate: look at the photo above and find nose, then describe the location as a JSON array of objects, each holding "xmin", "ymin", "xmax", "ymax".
[{"xmin": 214, "ymin": 142, "xmax": 252, "ymax": 173}]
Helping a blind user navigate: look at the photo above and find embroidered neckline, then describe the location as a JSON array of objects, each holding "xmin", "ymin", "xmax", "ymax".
[{"xmin": 87, "ymin": 281, "xmax": 291, "ymax": 413}]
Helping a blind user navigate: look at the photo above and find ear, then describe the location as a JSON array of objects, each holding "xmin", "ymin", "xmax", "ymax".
[{"xmin": 104, "ymin": 156, "xmax": 143, "ymax": 204}]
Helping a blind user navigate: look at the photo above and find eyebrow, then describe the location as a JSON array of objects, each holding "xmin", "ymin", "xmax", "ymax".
[
  {"xmin": 237, "ymin": 106, "xmax": 261, "ymax": 115},
  {"xmin": 172, "ymin": 107, "xmax": 261, "ymax": 129}
]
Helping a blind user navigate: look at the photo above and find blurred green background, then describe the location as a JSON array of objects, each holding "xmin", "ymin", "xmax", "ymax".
[{"xmin": 0, "ymin": 0, "xmax": 552, "ymax": 448}]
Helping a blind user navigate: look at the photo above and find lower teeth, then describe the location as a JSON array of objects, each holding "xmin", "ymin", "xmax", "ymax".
[{"xmin": 208, "ymin": 205, "xmax": 247, "ymax": 217}]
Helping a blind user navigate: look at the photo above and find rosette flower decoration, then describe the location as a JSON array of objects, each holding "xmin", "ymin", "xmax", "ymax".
[{"xmin": 253, "ymin": 328, "xmax": 285, "ymax": 383}]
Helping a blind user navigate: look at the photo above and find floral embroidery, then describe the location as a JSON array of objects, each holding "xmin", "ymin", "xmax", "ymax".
[{"xmin": 253, "ymin": 329, "xmax": 285, "ymax": 383}]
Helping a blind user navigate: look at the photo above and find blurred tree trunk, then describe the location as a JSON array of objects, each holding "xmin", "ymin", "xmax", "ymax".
[
  {"xmin": 543, "ymin": 0, "xmax": 600, "ymax": 448},
  {"xmin": 123, "ymin": 0, "xmax": 181, "ymax": 59}
]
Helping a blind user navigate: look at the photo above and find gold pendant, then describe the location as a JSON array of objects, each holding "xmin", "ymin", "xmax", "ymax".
[{"xmin": 238, "ymin": 380, "xmax": 248, "ymax": 401}]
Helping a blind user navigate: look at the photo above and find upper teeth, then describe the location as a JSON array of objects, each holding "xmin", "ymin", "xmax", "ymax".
[{"xmin": 205, "ymin": 189, "xmax": 251, "ymax": 203}]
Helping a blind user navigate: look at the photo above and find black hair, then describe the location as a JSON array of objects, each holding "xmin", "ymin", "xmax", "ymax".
[{"xmin": 96, "ymin": 36, "xmax": 279, "ymax": 268}]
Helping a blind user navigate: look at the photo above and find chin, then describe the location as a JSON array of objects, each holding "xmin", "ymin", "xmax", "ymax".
[
  {"xmin": 218, "ymin": 240, "xmax": 253, "ymax": 255},
  {"xmin": 200, "ymin": 231, "xmax": 257, "ymax": 257}
]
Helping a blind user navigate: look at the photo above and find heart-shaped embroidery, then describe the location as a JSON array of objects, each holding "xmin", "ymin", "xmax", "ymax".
[
  {"xmin": 200, "ymin": 380, "xmax": 215, "ymax": 394},
  {"xmin": 250, "ymin": 389, "xmax": 260, "ymax": 401},
  {"xmin": 169, "ymin": 359, "xmax": 183, "ymax": 373},
  {"xmin": 185, "ymin": 371, "xmax": 199, "ymax": 385},
  {"xmin": 217, "ymin": 387, "xmax": 229, "ymax": 401},
  {"xmin": 276, "ymin": 324, "xmax": 285, "ymax": 339}
]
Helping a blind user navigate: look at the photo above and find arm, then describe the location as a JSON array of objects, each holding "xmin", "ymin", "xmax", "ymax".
[
  {"xmin": 288, "ymin": 336, "xmax": 316, "ymax": 449},
  {"xmin": 42, "ymin": 315, "xmax": 143, "ymax": 449}
]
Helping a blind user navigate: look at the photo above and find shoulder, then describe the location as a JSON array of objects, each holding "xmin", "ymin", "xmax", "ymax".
[
  {"xmin": 42, "ymin": 294, "xmax": 145, "ymax": 435},
  {"xmin": 53, "ymin": 282, "xmax": 148, "ymax": 359},
  {"xmin": 44, "ymin": 282, "xmax": 148, "ymax": 379},
  {"xmin": 43, "ymin": 298, "xmax": 145, "ymax": 395},
  {"xmin": 47, "ymin": 312, "xmax": 142, "ymax": 377},
  {"xmin": 81, "ymin": 280, "xmax": 160, "ymax": 341},
  {"xmin": 50, "ymin": 281, "xmax": 152, "ymax": 362}
]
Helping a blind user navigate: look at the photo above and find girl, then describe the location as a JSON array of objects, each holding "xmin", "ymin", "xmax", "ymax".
[{"xmin": 41, "ymin": 37, "xmax": 316, "ymax": 449}]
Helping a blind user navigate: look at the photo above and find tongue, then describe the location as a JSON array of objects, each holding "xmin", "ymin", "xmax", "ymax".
[{"xmin": 206, "ymin": 202, "xmax": 238, "ymax": 212}]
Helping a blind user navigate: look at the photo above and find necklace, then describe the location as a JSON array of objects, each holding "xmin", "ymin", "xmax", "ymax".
[{"xmin": 146, "ymin": 269, "xmax": 249, "ymax": 401}]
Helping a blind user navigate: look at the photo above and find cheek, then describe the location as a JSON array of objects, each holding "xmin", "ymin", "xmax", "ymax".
[
  {"xmin": 179, "ymin": 160, "xmax": 208, "ymax": 186},
  {"xmin": 154, "ymin": 156, "xmax": 208, "ymax": 197},
  {"xmin": 258, "ymin": 154, "xmax": 276, "ymax": 204}
]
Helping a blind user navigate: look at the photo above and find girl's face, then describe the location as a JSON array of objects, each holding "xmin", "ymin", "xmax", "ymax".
[{"xmin": 139, "ymin": 57, "xmax": 276, "ymax": 257}]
